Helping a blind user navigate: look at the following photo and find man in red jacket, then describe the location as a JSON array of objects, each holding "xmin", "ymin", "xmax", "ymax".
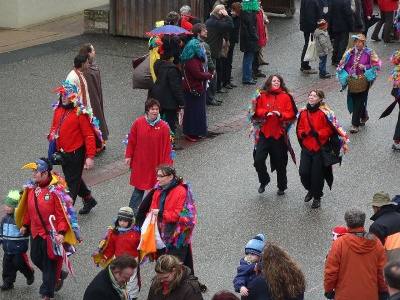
[{"xmin": 49, "ymin": 82, "xmax": 97, "ymax": 214}]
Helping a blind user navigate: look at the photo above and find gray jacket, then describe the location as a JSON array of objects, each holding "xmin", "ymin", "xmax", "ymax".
[{"xmin": 314, "ymin": 28, "xmax": 333, "ymax": 57}]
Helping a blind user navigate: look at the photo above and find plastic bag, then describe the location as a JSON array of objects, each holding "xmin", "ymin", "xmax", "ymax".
[
  {"xmin": 137, "ymin": 213, "xmax": 165, "ymax": 254},
  {"xmin": 304, "ymin": 34, "xmax": 318, "ymax": 62}
]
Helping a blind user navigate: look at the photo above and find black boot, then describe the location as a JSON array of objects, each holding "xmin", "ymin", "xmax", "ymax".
[
  {"xmin": 0, "ymin": 282, "xmax": 14, "ymax": 291},
  {"xmin": 79, "ymin": 197, "xmax": 97, "ymax": 215}
]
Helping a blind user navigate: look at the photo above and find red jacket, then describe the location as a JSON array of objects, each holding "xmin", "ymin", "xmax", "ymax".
[
  {"xmin": 182, "ymin": 57, "xmax": 213, "ymax": 94},
  {"xmin": 150, "ymin": 184, "xmax": 187, "ymax": 229},
  {"xmin": 256, "ymin": 10, "xmax": 267, "ymax": 47},
  {"xmin": 377, "ymin": 0, "xmax": 397, "ymax": 12},
  {"xmin": 324, "ymin": 228, "xmax": 387, "ymax": 299},
  {"xmin": 50, "ymin": 106, "xmax": 96, "ymax": 157},
  {"xmin": 297, "ymin": 109, "xmax": 333, "ymax": 151},
  {"xmin": 255, "ymin": 89, "xmax": 296, "ymax": 139},
  {"xmin": 125, "ymin": 117, "xmax": 173, "ymax": 190},
  {"xmin": 22, "ymin": 177, "xmax": 69, "ymax": 239},
  {"xmin": 102, "ymin": 229, "xmax": 140, "ymax": 260},
  {"xmin": 362, "ymin": 0, "xmax": 374, "ymax": 17}
]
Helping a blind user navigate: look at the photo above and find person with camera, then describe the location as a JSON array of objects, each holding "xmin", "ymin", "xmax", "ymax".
[{"xmin": 49, "ymin": 81, "xmax": 98, "ymax": 215}]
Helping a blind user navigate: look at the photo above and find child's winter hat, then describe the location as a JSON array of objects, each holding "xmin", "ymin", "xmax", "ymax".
[
  {"xmin": 5, "ymin": 190, "xmax": 21, "ymax": 208},
  {"xmin": 117, "ymin": 206, "xmax": 134, "ymax": 221},
  {"xmin": 317, "ymin": 19, "xmax": 328, "ymax": 30},
  {"xmin": 245, "ymin": 234, "xmax": 265, "ymax": 256},
  {"xmin": 332, "ymin": 226, "xmax": 348, "ymax": 241}
]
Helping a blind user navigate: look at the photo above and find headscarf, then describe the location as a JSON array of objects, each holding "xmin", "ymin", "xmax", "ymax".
[{"xmin": 180, "ymin": 38, "xmax": 206, "ymax": 64}]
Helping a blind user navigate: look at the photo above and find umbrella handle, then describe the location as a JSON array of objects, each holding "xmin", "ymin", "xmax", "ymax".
[{"xmin": 49, "ymin": 215, "xmax": 57, "ymax": 232}]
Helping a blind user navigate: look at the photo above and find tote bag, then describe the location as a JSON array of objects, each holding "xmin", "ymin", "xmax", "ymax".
[
  {"xmin": 137, "ymin": 214, "xmax": 165, "ymax": 254},
  {"xmin": 304, "ymin": 34, "xmax": 318, "ymax": 62}
]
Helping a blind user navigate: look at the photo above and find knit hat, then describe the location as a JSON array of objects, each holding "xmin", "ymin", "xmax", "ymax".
[
  {"xmin": 245, "ymin": 234, "xmax": 265, "ymax": 256},
  {"xmin": 367, "ymin": 192, "xmax": 397, "ymax": 207},
  {"xmin": 5, "ymin": 190, "xmax": 21, "ymax": 208},
  {"xmin": 332, "ymin": 226, "xmax": 347, "ymax": 241},
  {"xmin": 242, "ymin": 0, "xmax": 259, "ymax": 11},
  {"xmin": 117, "ymin": 206, "xmax": 134, "ymax": 221},
  {"xmin": 317, "ymin": 19, "xmax": 328, "ymax": 30}
]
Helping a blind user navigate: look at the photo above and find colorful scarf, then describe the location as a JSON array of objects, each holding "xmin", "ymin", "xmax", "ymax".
[
  {"xmin": 108, "ymin": 266, "xmax": 131, "ymax": 300},
  {"xmin": 390, "ymin": 51, "xmax": 400, "ymax": 89},
  {"xmin": 181, "ymin": 38, "xmax": 207, "ymax": 65},
  {"xmin": 337, "ymin": 46, "xmax": 382, "ymax": 76}
]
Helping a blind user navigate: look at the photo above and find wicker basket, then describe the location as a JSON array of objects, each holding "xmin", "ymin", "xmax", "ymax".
[{"xmin": 347, "ymin": 74, "xmax": 367, "ymax": 93}]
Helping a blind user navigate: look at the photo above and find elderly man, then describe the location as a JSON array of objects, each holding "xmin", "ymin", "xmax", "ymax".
[
  {"xmin": 324, "ymin": 207, "xmax": 388, "ymax": 300},
  {"xmin": 368, "ymin": 191, "xmax": 400, "ymax": 262},
  {"xmin": 84, "ymin": 254, "xmax": 138, "ymax": 300},
  {"xmin": 384, "ymin": 261, "xmax": 400, "ymax": 299}
]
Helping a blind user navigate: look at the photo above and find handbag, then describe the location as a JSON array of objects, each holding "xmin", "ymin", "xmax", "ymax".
[
  {"xmin": 132, "ymin": 54, "xmax": 148, "ymax": 69},
  {"xmin": 306, "ymin": 112, "xmax": 342, "ymax": 167},
  {"xmin": 48, "ymin": 109, "xmax": 73, "ymax": 165},
  {"xmin": 33, "ymin": 193, "xmax": 62, "ymax": 261},
  {"xmin": 304, "ymin": 34, "xmax": 318, "ymax": 62},
  {"xmin": 347, "ymin": 74, "xmax": 367, "ymax": 93}
]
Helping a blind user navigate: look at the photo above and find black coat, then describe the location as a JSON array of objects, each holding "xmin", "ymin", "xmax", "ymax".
[
  {"xmin": 351, "ymin": 0, "xmax": 365, "ymax": 32},
  {"xmin": 300, "ymin": 0, "xmax": 320, "ymax": 33},
  {"xmin": 204, "ymin": 15, "xmax": 234, "ymax": 58},
  {"xmin": 83, "ymin": 268, "xmax": 121, "ymax": 300},
  {"xmin": 239, "ymin": 10, "xmax": 258, "ymax": 53},
  {"xmin": 229, "ymin": 14, "xmax": 241, "ymax": 44},
  {"xmin": 369, "ymin": 205, "xmax": 400, "ymax": 245},
  {"xmin": 151, "ymin": 60, "xmax": 184, "ymax": 110},
  {"xmin": 330, "ymin": 0, "xmax": 353, "ymax": 33}
]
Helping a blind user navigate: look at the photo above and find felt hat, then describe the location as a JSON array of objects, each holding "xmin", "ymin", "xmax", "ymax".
[
  {"xmin": 117, "ymin": 206, "xmax": 134, "ymax": 221},
  {"xmin": 332, "ymin": 226, "xmax": 347, "ymax": 241},
  {"xmin": 4, "ymin": 190, "xmax": 21, "ymax": 208},
  {"xmin": 245, "ymin": 234, "xmax": 265, "ymax": 256},
  {"xmin": 367, "ymin": 191, "xmax": 397, "ymax": 207}
]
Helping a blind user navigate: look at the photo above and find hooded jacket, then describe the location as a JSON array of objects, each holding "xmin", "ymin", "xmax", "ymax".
[
  {"xmin": 369, "ymin": 205, "xmax": 400, "ymax": 262},
  {"xmin": 324, "ymin": 227, "xmax": 387, "ymax": 300}
]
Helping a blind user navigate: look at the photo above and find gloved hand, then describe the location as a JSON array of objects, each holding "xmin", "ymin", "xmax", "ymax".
[
  {"xmin": 301, "ymin": 132, "xmax": 307, "ymax": 138},
  {"xmin": 324, "ymin": 291, "xmax": 335, "ymax": 299},
  {"xmin": 309, "ymin": 130, "xmax": 319, "ymax": 137}
]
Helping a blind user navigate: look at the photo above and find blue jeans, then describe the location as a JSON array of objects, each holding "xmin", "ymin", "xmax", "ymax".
[
  {"xmin": 242, "ymin": 51, "xmax": 254, "ymax": 82},
  {"xmin": 319, "ymin": 55, "xmax": 327, "ymax": 76},
  {"xmin": 129, "ymin": 188, "xmax": 144, "ymax": 216}
]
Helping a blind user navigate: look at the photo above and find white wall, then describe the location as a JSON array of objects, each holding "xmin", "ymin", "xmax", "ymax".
[{"xmin": 0, "ymin": 0, "xmax": 108, "ymax": 28}]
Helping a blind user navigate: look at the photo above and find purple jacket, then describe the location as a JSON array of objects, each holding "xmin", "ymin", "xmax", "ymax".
[{"xmin": 344, "ymin": 51, "xmax": 372, "ymax": 76}]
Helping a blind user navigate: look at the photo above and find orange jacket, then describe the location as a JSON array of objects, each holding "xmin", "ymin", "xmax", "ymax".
[{"xmin": 324, "ymin": 227, "xmax": 387, "ymax": 300}]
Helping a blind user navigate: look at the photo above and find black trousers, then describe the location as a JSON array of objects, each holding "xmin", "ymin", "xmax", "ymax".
[
  {"xmin": 224, "ymin": 43, "xmax": 236, "ymax": 85},
  {"xmin": 221, "ymin": 56, "xmax": 230, "ymax": 86},
  {"xmin": 254, "ymin": 132, "xmax": 288, "ymax": 190},
  {"xmin": 332, "ymin": 32, "xmax": 349, "ymax": 64},
  {"xmin": 215, "ymin": 57, "xmax": 223, "ymax": 90},
  {"xmin": 30, "ymin": 236, "xmax": 59, "ymax": 298},
  {"xmin": 61, "ymin": 145, "xmax": 91, "ymax": 203},
  {"xmin": 252, "ymin": 51, "xmax": 260, "ymax": 71},
  {"xmin": 161, "ymin": 109, "xmax": 177, "ymax": 135},
  {"xmin": 299, "ymin": 148, "xmax": 325, "ymax": 199},
  {"xmin": 372, "ymin": 10, "xmax": 395, "ymax": 42},
  {"xmin": 394, "ymin": 101, "xmax": 400, "ymax": 141},
  {"xmin": 351, "ymin": 88, "xmax": 369, "ymax": 127},
  {"xmin": 301, "ymin": 31, "xmax": 312, "ymax": 69},
  {"xmin": 2, "ymin": 252, "xmax": 34, "ymax": 284}
]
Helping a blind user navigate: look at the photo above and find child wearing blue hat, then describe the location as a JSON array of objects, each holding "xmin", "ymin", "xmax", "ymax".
[{"xmin": 233, "ymin": 234, "xmax": 265, "ymax": 297}]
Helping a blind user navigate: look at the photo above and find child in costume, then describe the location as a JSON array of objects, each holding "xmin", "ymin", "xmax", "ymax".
[
  {"xmin": 314, "ymin": 19, "xmax": 333, "ymax": 79},
  {"xmin": 0, "ymin": 190, "xmax": 34, "ymax": 291},
  {"xmin": 233, "ymin": 234, "xmax": 265, "ymax": 297},
  {"xmin": 92, "ymin": 206, "xmax": 141, "ymax": 300},
  {"xmin": 390, "ymin": 51, "xmax": 400, "ymax": 150}
]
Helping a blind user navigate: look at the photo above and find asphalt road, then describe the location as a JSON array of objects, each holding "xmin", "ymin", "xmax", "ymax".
[{"xmin": 0, "ymin": 3, "xmax": 399, "ymax": 299}]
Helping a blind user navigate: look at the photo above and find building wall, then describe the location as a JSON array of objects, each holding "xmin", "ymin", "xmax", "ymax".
[{"xmin": 0, "ymin": 0, "xmax": 108, "ymax": 28}]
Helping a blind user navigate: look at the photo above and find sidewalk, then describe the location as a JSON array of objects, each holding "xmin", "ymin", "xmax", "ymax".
[{"xmin": 0, "ymin": 13, "xmax": 84, "ymax": 54}]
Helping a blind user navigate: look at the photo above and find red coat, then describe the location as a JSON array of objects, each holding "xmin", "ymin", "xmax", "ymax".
[
  {"xmin": 149, "ymin": 184, "xmax": 187, "ymax": 229},
  {"xmin": 297, "ymin": 109, "xmax": 333, "ymax": 151},
  {"xmin": 102, "ymin": 229, "xmax": 140, "ymax": 260},
  {"xmin": 255, "ymin": 90, "xmax": 296, "ymax": 139},
  {"xmin": 324, "ymin": 227, "xmax": 387, "ymax": 299},
  {"xmin": 256, "ymin": 10, "xmax": 267, "ymax": 47},
  {"xmin": 182, "ymin": 57, "xmax": 213, "ymax": 94},
  {"xmin": 125, "ymin": 117, "xmax": 173, "ymax": 190},
  {"xmin": 50, "ymin": 106, "xmax": 96, "ymax": 157},
  {"xmin": 22, "ymin": 178, "xmax": 69, "ymax": 239},
  {"xmin": 377, "ymin": 0, "xmax": 397, "ymax": 12}
]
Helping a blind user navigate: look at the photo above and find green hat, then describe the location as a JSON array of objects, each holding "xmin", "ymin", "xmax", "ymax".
[
  {"xmin": 242, "ymin": 0, "xmax": 259, "ymax": 11},
  {"xmin": 367, "ymin": 192, "xmax": 397, "ymax": 207},
  {"xmin": 5, "ymin": 190, "xmax": 21, "ymax": 208}
]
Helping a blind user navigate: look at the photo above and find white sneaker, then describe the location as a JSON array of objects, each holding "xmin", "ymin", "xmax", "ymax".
[
  {"xmin": 392, "ymin": 142, "xmax": 400, "ymax": 150},
  {"xmin": 350, "ymin": 126, "xmax": 359, "ymax": 133}
]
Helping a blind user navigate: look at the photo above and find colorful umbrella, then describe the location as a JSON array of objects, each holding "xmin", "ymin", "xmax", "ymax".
[
  {"xmin": 146, "ymin": 25, "xmax": 192, "ymax": 36},
  {"xmin": 49, "ymin": 215, "xmax": 75, "ymax": 278}
]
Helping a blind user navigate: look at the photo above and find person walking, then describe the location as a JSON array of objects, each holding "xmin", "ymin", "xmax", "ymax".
[
  {"xmin": 371, "ymin": 0, "xmax": 398, "ymax": 43},
  {"xmin": 248, "ymin": 74, "xmax": 297, "ymax": 196}
]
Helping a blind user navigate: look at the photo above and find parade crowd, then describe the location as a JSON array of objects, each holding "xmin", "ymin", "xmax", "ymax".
[{"xmin": 1, "ymin": 0, "xmax": 400, "ymax": 299}]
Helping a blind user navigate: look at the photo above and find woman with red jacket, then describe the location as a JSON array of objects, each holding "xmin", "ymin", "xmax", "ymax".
[
  {"xmin": 297, "ymin": 90, "xmax": 336, "ymax": 209},
  {"xmin": 250, "ymin": 74, "xmax": 297, "ymax": 196}
]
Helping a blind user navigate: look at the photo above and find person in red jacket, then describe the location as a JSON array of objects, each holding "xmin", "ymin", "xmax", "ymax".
[
  {"xmin": 297, "ymin": 90, "xmax": 335, "ymax": 209},
  {"xmin": 49, "ymin": 82, "xmax": 98, "ymax": 214},
  {"xmin": 251, "ymin": 74, "xmax": 297, "ymax": 196},
  {"xmin": 100, "ymin": 207, "xmax": 140, "ymax": 300},
  {"xmin": 371, "ymin": 0, "xmax": 398, "ymax": 43}
]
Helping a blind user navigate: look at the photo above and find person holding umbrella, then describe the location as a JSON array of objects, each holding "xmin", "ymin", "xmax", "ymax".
[{"xmin": 16, "ymin": 158, "xmax": 80, "ymax": 300}]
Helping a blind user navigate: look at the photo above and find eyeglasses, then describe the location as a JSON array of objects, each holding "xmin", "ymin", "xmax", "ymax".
[
  {"xmin": 157, "ymin": 273, "xmax": 172, "ymax": 281},
  {"xmin": 156, "ymin": 173, "xmax": 169, "ymax": 178}
]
